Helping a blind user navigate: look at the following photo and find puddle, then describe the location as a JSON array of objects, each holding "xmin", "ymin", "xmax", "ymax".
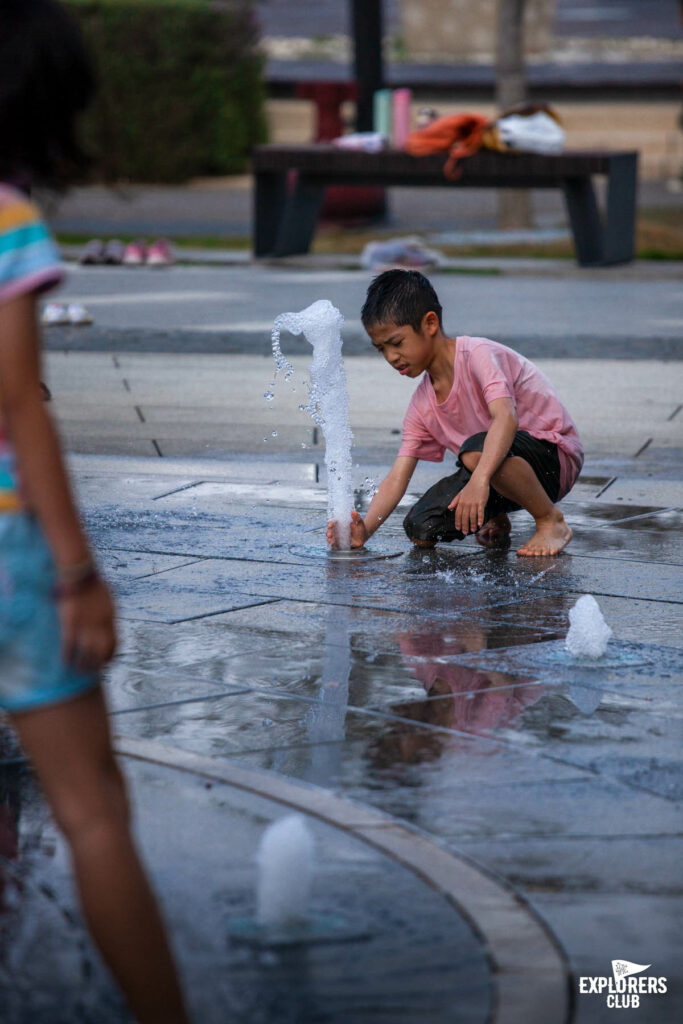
[
  {"xmin": 288, "ymin": 544, "xmax": 402, "ymax": 563},
  {"xmin": 533, "ymin": 642, "xmax": 652, "ymax": 672}
]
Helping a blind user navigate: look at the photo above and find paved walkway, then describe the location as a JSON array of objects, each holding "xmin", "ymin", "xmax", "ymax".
[
  {"xmin": 44, "ymin": 263, "xmax": 683, "ymax": 365},
  {"xmin": 1, "ymin": 262, "xmax": 682, "ymax": 1022}
]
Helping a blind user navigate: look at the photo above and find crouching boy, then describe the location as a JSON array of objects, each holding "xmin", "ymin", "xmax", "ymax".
[{"xmin": 327, "ymin": 270, "xmax": 583, "ymax": 556}]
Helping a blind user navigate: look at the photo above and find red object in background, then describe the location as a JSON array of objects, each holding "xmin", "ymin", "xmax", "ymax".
[
  {"xmin": 297, "ymin": 82, "xmax": 353, "ymax": 141},
  {"xmin": 295, "ymin": 81, "xmax": 386, "ymax": 223}
]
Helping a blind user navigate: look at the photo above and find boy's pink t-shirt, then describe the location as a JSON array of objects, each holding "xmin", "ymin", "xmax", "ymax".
[{"xmin": 398, "ymin": 336, "xmax": 583, "ymax": 498}]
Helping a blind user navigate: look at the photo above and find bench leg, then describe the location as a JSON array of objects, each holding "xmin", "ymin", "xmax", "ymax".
[
  {"xmin": 563, "ymin": 154, "xmax": 638, "ymax": 267},
  {"xmin": 273, "ymin": 175, "xmax": 325, "ymax": 257},
  {"xmin": 254, "ymin": 171, "xmax": 288, "ymax": 257},
  {"xmin": 602, "ymin": 153, "xmax": 638, "ymax": 265},
  {"xmin": 563, "ymin": 177, "xmax": 604, "ymax": 267}
]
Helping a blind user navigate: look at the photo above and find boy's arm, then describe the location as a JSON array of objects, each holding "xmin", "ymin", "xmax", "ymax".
[
  {"xmin": 364, "ymin": 455, "xmax": 418, "ymax": 537},
  {"xmin": 0, "ymin": 292, "xmax": 116, "ymax": 670},
  {"xmin": 327, "ymin": 455, "xmax": 417, "ymax": 548},
  {"xmin": 449, "ymin": 397, "xmax": 518, "ymax": 534}
]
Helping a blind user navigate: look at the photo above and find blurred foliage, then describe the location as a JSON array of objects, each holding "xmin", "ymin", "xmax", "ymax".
[{"xmin": 66, "ymin": 0, "xmax": 267, "ymax": 182}]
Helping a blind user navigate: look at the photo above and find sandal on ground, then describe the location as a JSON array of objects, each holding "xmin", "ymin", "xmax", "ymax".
[
  {"xmin": 104, "ymin": 239, "xmax": 125, "ymax": 264},
  {"xmin": 41, "ymin": 302, "xmax": 70, "ymax": 325},
  {"xmin": 78, "ymin": 239, "xmax": 105, "ymax": 265},
  {"xmin": 66, "ymin": 303, "xmax": 93, "ymax": 325},
  {"xmin": 147, "ymin": 238, "xmax": 175, "ymax": 267},
  {"xmin": 122, "ymin": 240, "xmax": 147, "ymax": 265}
]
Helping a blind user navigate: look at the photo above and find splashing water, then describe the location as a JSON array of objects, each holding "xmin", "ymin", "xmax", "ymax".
[
  {"xmin": 565, "ymin": 594, "xmax": 612, "ymax": 658},
  {"xmin": 362, "ymin": 476, "xmax": 378, "ymax": 500},
  {"xmin": 272, "ymin": 300, "xmax": 354, "ymax": 548}
]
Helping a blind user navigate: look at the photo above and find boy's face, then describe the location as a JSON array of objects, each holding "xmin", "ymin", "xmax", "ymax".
[{"xmin": 367, "ymin": 313, "xmax": 439, "ymax": 378}]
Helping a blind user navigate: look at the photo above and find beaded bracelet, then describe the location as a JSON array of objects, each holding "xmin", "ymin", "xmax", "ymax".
[
  {"xmin": 53, "ymin": 568, "xmax": 99, "ymax": 601},
  {"xmin": 56, "ymin": 556, "xmax": 97, "ymax": 584}
]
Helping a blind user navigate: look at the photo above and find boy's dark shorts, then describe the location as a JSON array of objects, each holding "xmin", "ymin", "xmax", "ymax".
[{"xmin": 403, "ymin": 430, "xmax": 561, "ymax": 545}]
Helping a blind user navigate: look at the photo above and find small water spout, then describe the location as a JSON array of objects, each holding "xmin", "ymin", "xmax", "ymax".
[
  {"xmin": 256, "ymin": 815, "xmax": 315, "ymax": 928},
  {"xmin": 565, "ymin": 594, "xmax": 612, "ymax": 658}
]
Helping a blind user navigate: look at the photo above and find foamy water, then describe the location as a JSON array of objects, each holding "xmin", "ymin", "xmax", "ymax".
[
  {"xmin": 565, "ymin": 594, "xmax": 612, "ymax": 658},
  {"xmin": 256, "ymin": 815, "xmax": 315, "ymax": 927},
  {"xmin": 271, "ymin": 300, "xmax": 354, "ymax": 548}
]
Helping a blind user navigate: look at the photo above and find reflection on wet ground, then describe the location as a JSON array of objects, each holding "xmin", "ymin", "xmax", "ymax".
[{"xmin": 2, "ymin": 470, "xmax": 682, "ymax": 1020}]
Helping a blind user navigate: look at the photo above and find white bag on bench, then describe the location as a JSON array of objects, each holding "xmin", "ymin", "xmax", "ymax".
[{"xmin": 496, "ymin": 111, "xmax": 565, "ymax": 155}]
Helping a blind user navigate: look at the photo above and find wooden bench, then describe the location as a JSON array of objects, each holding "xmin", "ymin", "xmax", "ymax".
[{"xmin": 252, "ymin": 144, "xmax": 638, "ymax": 266}]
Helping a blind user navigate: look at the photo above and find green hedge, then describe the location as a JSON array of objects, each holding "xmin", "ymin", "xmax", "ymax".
[{"xmin": 65, "ymin": 0, "xmax": 267, "ymax": 183}]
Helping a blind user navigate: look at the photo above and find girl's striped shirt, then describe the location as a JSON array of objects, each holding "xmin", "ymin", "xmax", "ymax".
[{"xmin": 0, "ymin": 184, "xmax": 64, "ymax": 512}]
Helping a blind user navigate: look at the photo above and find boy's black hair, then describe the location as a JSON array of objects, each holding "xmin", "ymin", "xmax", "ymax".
[
  {"xmin": 361, "ymin": 269, "xmax": 443, "ymax": 332},
  {"xmin": 0, "ymin": 0, "xmax": 95, "ymax": 190}
]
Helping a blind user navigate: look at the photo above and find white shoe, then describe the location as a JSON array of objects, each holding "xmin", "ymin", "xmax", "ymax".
[
  {"xmin": 41, "ymin": 302, "xmax": 69, "ymax": 325},
  {"xmin": 67, "ymin": 303, "xmax": 93, "ymax": 325}
]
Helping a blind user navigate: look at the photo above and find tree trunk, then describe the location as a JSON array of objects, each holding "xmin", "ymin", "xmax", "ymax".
[{"xmin": 496, "ymin": 0, "xmax": 532, "ymax": 229}]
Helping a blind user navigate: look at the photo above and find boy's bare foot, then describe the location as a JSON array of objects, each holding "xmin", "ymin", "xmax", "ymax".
[
  {"xmin": 517, "ymin": 509, "xmax": 572, "ymax": 557},
  {"xmin": 475, "ymin": 513, "xmax": 511, "ymax": 548},
  {"xmin": 412, "ymin": 538, "xmax": 435, "ymax": 549}
]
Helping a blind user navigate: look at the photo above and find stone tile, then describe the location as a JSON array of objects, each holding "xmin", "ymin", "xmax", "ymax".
[
  {"xmin": 110, "ymin": 606, "xmax": 559, "ymax": 713},
  {"xmin": 565, "ymin": 529, "xmax": 683, "ymax": 565},
  {"xmin": 152, "ymin": 479, "xmax": 328, "ymax": 511},
  {"xmin": 233, "ymin": 737, "xmax": 683, "ymax": 842},
  {"xmin": 235, "ymin": 735, "xmax": 589, "ymax": 797},
  {"xmin": 74, "ymin": 472, "xmax": 198, "ymax": 510},
  {"xmin": 115, "ymin": 579, "xmax": 278, "ymax": 623},
  {"xmin": 558, "ymin": 504, "xmax": 677, "ymax": 539},
  {"xmin": 204, "ymin": 598, "xmax": 406, "ymax": 638},
  {"xmin": 594, "ymin": 479, "xmax": 683, "ymax": 507},
  {"xmin": 420, "ymin": 641, "xmax": 683, "ymax": 776},
  {"xmin": 111, "ymin": 688, "xmax": 505, "ymax": 778},
  {"xmin": 103, "ymin": 659, "xmax": 250, "ymax": 712},
  {"xmin": 100, "ymin": 550, "xmax": 204, "ymax": 585},
  {"xmin": 517, "ymin": 554, "xmax": 681, "ymax": 603},
  {"xmin": 525, "ymin": 894, "xmax": 683, "ymax": 1024},
  {"xmin": 62, "ymin": 434, "xmax": 159, "ymax": 457},
  {"xmin": 52, "ymin": 400, "xmax": 140, "ymax": 424},
  {"xmin": 86, "ymin": 507, "xmax": 323, "ymax": 564},
  {"xmin": 398, "ymin": 777, "xmax": 682, "ymax": 841},
  {"xmin": 442, "ymin": 638, "xmax": 682, "ymax": 693},
  {"xmin": 455, "ymin": 835, "xmax": 683, "ymax": 896},
  {"xmin": 489, "ymin": 592, "xmax": 683, "ymax": 648}
]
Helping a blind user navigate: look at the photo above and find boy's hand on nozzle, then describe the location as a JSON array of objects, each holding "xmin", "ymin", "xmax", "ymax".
[
  {"xmin": 327, "ymin": 510, "xmax": 369, "ymax": 549},
  {"xmin": 349, "ymin": 509, "xmax": 369, "ymax": 548}
]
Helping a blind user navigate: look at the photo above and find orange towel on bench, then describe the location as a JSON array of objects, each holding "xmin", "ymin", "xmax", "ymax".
[{"xmin": 405, "ymin": 113, "xmax": 491, "ymax": 180}]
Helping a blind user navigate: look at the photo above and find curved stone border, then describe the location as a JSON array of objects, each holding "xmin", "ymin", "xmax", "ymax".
[{"xmin": 115, "ymin": 735, "xmax": 572, "ymax": 1024}]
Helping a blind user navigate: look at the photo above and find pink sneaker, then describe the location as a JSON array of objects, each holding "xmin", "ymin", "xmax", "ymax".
[
  {"xmin": 147, "ymin": 239, "xmax": 175, "ymax": 267},
  {"xmin": 122, "ymin": 240, "xmax": 147, "ymax": 266}
]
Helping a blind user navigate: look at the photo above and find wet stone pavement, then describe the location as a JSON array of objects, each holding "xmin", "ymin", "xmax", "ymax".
[{"xmin": 1, "ymin": 450, "xmax": 682, "ymax": 1023}]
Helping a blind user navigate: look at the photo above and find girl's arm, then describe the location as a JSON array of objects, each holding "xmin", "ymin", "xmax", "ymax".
[
  {"xmin": 0, "ymin": 293, "xmax": 91, "ymax": 564},
  {"xmin": 0, "ymin": 292, "xmax": 116, "ymax": 671}
]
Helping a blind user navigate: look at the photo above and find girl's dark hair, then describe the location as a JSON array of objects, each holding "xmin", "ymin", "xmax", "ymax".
[
  {"xmin": 361, "ymin": 269, "xmax": 443, "ymax": 332},
  {"xmin": 0, "ymin": 0, "xmax": 95, "ymax": 190}
]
